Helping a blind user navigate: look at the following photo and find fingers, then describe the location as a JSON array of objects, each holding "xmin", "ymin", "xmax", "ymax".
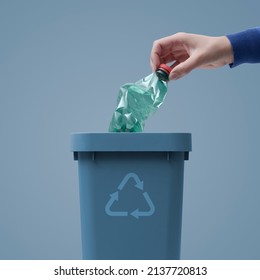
[
  {"xmin": 169, "ymin": 54, "xmax": 201, "ymax": 80},
  {"xmin": 150, "ymin": 41, "xmax": 162, "ymax": 71},
  {"xmin": 150, "ymin": 34, "xmax": 184, "ymax": 71},
  {"xmin": 150, "ymin": 33, "xmax": 189, "ymax": 72},
  {"xmin": 150, "ymin": 38, "xmax": 198, "ymax": 81}
]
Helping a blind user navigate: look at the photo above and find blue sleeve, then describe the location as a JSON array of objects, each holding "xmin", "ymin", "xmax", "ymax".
[{"xmin": 226, "ymin": 27, "xmax": 260, "ymax": 68}]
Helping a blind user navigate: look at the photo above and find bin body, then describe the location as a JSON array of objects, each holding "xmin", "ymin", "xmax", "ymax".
[{"xmin": 71, "ymin": 133, "xmax": 191, "ymax": 260}]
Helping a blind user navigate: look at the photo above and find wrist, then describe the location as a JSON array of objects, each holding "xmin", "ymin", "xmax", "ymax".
[{"xmin": 221, "ymin": 36, "xmax": 234, "ymax": 65}]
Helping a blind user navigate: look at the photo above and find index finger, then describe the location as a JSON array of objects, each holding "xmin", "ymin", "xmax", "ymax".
[{"xmin": 150, "ymin": 34, "xmax": 184, "ymax": 71}]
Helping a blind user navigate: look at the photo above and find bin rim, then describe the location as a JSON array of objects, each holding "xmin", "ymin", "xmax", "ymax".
[{"xmin": 71, "ymin": 133, "xmax": 192, "ymax": 152}]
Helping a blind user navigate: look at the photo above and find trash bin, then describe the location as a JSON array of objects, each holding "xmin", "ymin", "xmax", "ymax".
[{"xmin": 71, "ymin": 133, "xmax": 191, "ymax": 260}]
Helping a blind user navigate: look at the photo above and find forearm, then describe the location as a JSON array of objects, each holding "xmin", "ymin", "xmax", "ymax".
[{"xmin": 227, "ymin": 27, "xmax": 260, "ymax": 68}]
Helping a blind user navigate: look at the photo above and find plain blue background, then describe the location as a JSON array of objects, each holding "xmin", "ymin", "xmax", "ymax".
[{"xmin": 1, "ymin": 0, "xmax": 260, "ymax": 259}]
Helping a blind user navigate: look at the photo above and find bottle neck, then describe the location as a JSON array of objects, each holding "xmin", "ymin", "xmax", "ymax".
[
  {"xmin": 155, "ymin": 64, "xmax": 172, "ymax": 82},
  {"xmin": 156, "ymin": 69, "xmax": 169, "ymax": 81}
]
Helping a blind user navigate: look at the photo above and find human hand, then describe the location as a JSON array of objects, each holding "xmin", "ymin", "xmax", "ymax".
[{"xmin": 150, "ymin": 32, "xmax": 234, "ymax": 80}]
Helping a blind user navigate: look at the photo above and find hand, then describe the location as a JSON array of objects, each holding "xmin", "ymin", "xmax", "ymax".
[{"xmin": 150, "ymin": 32, "xmax": 234, "ymax": 80}]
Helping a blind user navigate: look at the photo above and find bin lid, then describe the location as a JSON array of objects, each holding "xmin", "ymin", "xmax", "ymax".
[{"xmin": 71, "ymin": 133, "xmax": 191, "ymax": 152}]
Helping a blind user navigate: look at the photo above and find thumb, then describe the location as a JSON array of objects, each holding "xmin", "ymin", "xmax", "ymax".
[{"xmin": 169, "ymin": 55, "xmax": 200, "ymax": 80}]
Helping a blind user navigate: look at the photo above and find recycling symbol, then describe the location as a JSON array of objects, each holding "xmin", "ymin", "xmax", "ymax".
[{"xmin": 105, "ymin": 172, "xmax": 155, "ymax": 219}]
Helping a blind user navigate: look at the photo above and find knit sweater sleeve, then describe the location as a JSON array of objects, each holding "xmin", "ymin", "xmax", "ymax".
[{"xmin": 226, "ymin": 27, "xmax": 260, "ymax": 68}]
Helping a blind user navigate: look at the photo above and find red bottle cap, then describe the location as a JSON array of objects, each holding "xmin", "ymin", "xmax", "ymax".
[{"xmin": 157, "ymin": 64, "xmax": 172, "ymax": 74}]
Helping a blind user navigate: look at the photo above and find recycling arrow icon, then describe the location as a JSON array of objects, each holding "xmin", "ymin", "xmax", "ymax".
[{"xmin": 105, "ymin": 172, "xmax": 155, "ymax": 219}]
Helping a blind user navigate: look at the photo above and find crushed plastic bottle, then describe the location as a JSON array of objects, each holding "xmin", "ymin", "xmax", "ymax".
[{"xmin": 109, "ymin": 64, "xmax": 172, "ymax": 132}]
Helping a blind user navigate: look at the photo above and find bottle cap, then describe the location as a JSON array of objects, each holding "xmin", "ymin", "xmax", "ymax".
[{"xmin": 157, "ymin": 64, "xmax": 172, "ymax": 74}]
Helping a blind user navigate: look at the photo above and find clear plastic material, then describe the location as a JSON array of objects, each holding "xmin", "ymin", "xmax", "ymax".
[{"xmin": 109, "ymin": 73, "xmax": 168, "ymax": 132}]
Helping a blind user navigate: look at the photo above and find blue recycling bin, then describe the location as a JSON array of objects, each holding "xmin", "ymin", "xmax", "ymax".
[{"xmin": 71, "ymin": 133, "xmax": 191, "ymax": 260}]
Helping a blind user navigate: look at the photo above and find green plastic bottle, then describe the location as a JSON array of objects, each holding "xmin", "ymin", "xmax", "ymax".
[{"xmin": 109, "ymin": 64, "xmax": 172, "ymax": 132}]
